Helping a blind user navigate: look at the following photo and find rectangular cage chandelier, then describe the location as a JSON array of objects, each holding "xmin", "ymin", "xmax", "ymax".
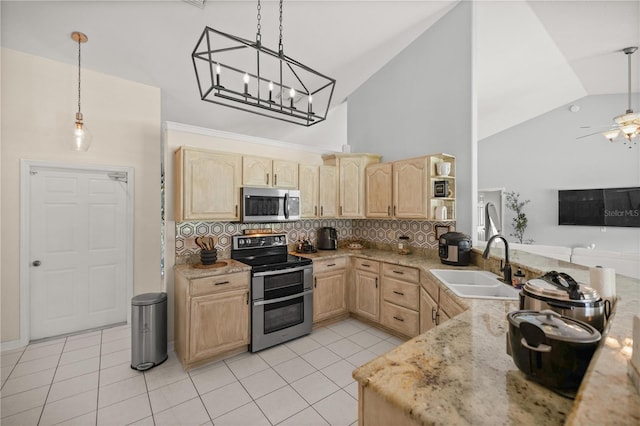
[{"xmin": 192, "ymin": 1, "xmax": 336, "ymax": 127}]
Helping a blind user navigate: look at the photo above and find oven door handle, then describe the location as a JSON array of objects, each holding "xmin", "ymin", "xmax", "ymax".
[
  {"xmin": 253, "ymin": 289, "xmax": 313, "ymax": 306},
  {"xmin": 252, "ymin": 265, "xmax": 311, "ymax": 277}
]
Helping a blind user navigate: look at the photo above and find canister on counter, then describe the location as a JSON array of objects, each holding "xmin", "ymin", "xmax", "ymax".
[{"xmin": 512, "ymin": 268, "xmax": 526, "ymax": 289}]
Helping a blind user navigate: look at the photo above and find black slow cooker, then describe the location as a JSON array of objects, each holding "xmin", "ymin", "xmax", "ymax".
[{"xmin": 507, "ymin": 309, "xmax": 601, "ymax": 391}]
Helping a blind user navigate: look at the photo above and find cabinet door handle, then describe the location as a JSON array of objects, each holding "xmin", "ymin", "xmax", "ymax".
[
  {"xmin": 327, "ymin": 263, "xmax": 336, "ymax": 267},
  {"xmin": 393, "ymin": 270, "xmax": 405, "ymax": 275},
  {"xmin": 361, "ymin": 263, "xmax": 370, "ymax": 268},
  {"xmin": 315, "ymin": 206, "xmax": 318, "ymax": 216},
  {"xmin": 321, "ymin": 206, "xmax": 324, "ymax": 216},
  {"xmin": 274, "ymin": 174, "xmax": 277, "ymax": 186},
  {"xmin": 431, "ymin": 307, "xmax": 437, "ymax": 322},
  {"xmin": 387, "ymin": 206, "xmax": 391, "ymax": 216},
  {"xmin": 235, "ymin": 205, "xmax": 238, "ymax": 217},
  {"xmin": 246, "ymin": 293, "xmax": 249, "ymax": 304},
  {"xmin": 266, "ymin": 173, "xmax": 270, "ymax": 185},
  {"xmin": 214, "ymin": 281, "xmax": 230, "ymax": 286},
  {"xmin": 375, "ymin": 277, "xmax": 378, "ymax": 288},
  {"xmin": 393, "ymin": 316, "xmax": 405, "ymax": 322},
  {"xmin": 314, "ymin": 277, "xmax": 317, "ymax": 288},
  {"xmin": 435, "ymin": 312, "xmax": 440, "ymax": 326},
  {"xmin": 393, "ymin": 290, "xmax": 405, "ymax": 296},
  {"xmin": 393, "ymin": 205, "xmax": 397, "ymax": 216},
  {"xmin": 340, "ymin": 206, "xmax": 343, "ymax": 215}
]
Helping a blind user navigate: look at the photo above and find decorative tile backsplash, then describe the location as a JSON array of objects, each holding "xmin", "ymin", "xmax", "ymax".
[{"xmin": 175, "ymin": 218, "xmax": 455, "ymax": 260}]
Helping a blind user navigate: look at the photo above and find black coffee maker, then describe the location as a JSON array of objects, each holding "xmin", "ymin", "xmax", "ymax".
[{"xmin": 317, "ymin": 227, "xmax": 338, "ymax": 250}]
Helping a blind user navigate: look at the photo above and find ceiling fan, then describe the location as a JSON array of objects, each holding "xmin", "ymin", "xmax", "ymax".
[{"xmin": 578, "ymin": 46, "xmax": 639, "ymax": 148}]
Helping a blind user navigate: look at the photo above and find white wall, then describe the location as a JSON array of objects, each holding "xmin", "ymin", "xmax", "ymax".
[
  {"xmin": 478, "ymin": 94, "xmax": 640, "ymax": 252},
  {"xmin": 1, "ymin": 49, "xmax": 162, "ymax": 343},
  {"xmin": 346, "ymin": 2, "xmax": 475, "ymax": 235}
]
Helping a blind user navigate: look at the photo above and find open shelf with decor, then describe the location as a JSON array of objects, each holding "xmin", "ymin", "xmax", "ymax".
[{"xmin": 427, "ymin": 154, "xmax": 456, "ymax": 221}]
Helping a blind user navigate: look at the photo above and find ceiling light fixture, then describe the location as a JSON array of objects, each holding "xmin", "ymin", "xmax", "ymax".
[
  {"xmin": 602, "ymin": 46, "xmax": 639, "ymax": 148},
  {"xmin": 71, "ymin": 31, "xmax": 91, "ymax": 151},
  {"xmin": 192, "ymin": 0, "xmax": 336, "ymax": 126}
]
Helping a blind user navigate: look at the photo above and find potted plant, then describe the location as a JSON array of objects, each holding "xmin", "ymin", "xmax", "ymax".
[{"xmin": 505, "ymin": 191, "xmax": 534, "ymax": 244}]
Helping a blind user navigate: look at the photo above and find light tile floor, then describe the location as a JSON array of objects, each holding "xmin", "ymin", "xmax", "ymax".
[{"xmin": 1, "ymin": 318, "xmax": 406, "ymax": 426}]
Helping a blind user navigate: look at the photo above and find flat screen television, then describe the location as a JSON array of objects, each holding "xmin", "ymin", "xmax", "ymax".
[{"xmin": 558, "ymin": 187, "xmax": 640, "ymax": 228}]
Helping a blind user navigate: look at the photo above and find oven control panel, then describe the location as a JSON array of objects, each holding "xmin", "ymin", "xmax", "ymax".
[{"xmin": 232, "ymin": 234, "xmax": 287, "ymax": 250}]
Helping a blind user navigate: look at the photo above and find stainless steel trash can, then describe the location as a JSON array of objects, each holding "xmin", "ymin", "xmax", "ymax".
[{"xmin": 131, "ymin": 292, "xmax": 168, "ymax": 371}]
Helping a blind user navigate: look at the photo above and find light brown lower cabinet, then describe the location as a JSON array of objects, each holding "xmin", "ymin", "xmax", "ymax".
[
  {"xmin": 174, "ymin": 269, "xmax": 250, "ymax": 369},
  {"xmin": 354, "ymin": 258, "xmax": 380, "ymax": 322},
  {"xmin": 419, "ymin": 270, "xmax": 464, "ymax": 333},
  {"xmin": 380, "ymin": 263, "xmax": 420, "ymax": 337},
  {"xmin": 313, "ymin": 257, "xmax": 347, "ymax": 323},
  {"xmin": 358, "ymin": 384, "xmax": 419, "ymax": 426}
]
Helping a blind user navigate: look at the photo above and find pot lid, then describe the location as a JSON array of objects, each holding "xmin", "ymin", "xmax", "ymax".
[
  {"xmin": 508, "ymin": 310, "xmax": 601, "ymax": 343},
  {"xmin": 524, "ymin": 271, "xmax": 600, "ymax": 302}
]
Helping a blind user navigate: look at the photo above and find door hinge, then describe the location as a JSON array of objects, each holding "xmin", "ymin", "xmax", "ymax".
[{"xmin": 108, "ymin": 172, "xmax": 128, "ymax": 182}]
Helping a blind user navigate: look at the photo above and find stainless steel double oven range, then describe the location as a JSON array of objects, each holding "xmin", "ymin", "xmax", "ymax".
[{"xmin": 231, "ymin": 233, "xmax": 313, "ymax": 352}]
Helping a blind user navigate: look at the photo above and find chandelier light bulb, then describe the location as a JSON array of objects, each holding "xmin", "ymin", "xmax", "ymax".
[
  {"xmin": 269, "ymin": 81, "xmax": 274, "ymax": 91},
  {"xmin": 216, "ymin": 63, "xmax": 221, "ymax": 75},
  {"xmin": 243, "ymin": 73, "xmax": 250, "ymax": 95},
  {"xmin": 289, "ymin": 87, "xmax": 296, "ymax": 109}
]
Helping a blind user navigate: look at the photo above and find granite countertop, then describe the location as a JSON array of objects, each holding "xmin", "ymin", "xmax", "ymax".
[
  {"xmin": 302, "ymin": 248, "xmax": 640, "ymax": 425},
  {"xmin": 173, "ymin": 259, "xmax": 251, "ymax": 279}
]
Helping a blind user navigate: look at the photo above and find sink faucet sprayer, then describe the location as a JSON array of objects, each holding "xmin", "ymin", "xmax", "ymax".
[{"xmin": 482, "ymin": 234, "xmax": 512, "ymax": 284}]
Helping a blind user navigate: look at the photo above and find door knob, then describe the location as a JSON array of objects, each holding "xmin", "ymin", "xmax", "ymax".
[{"xmin": 32, "ymin": 260, "xmax": 41, "ymax": 267}]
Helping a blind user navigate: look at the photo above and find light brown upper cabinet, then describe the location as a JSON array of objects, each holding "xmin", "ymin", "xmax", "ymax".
[
  {"xmin": 365, "ymin": 163, "xmax": 393, "ymax": 218},
  {"xmin": 242, "ymin": 156, "xmax": 298, "ymax": 188},
  {"xmin": 174, "ymin": 147, "xmax": 242, "ymax": 222},
  {"xmin": 323, "ymin": 153, "xmax": 381, "ymax": 218},
  {"xmin": 299, "ymin": 164, "xmax": 320, "ymax": 218},
  {"xmin": 318, "ymin": 165, "xmax": 338, "ymax": 218},
  {"xmin": 365, "ymin": 154, "xmax": 456, "ymax": 220}
]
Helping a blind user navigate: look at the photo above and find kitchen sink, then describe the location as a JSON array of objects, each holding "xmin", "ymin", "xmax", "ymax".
[{"xmin": 430, "ymin": 269, "xmax": 520, "ymax": 301}]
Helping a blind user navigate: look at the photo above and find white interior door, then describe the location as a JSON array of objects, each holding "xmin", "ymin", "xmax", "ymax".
[{"xmin": 29, "ymin": 166, "xmax": 130, "ymax": 340}]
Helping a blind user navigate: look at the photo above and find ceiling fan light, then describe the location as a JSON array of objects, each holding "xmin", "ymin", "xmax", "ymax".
[
  {"xmin": 621, "ymin": 123, "xmax": 639, "ymax": 136},
  {"xmin": 614, "ymin": 111, "xmax": 640, "ymax": 125},
  {"xmin": 602, "ymin": 129, "xmax": 620, "ymax": 142}
]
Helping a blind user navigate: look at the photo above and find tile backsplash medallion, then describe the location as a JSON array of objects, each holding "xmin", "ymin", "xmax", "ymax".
[{"xmin": 175, "ymin": 219, "xmax": 455, "ymax": 263}]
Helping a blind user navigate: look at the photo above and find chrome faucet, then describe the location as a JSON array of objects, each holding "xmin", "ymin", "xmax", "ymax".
[{"xmin": 482, "ymin": 234, "xmax": 512, "ymax": 284}]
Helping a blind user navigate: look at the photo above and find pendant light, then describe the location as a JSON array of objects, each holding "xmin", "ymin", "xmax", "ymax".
[
  {"xmin": 192, "ymin": 0, "xmax": 336, "ymax": 126},
  {"xmin": 71, "ymin": 31, "xmax": 91, "ymax": 151}
]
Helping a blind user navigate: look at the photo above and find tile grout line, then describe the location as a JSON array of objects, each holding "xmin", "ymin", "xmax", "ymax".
[
  {"xmin": 0, "ymin": 346, "xmax": 27, "ymax": 391},
  {"xmin": 188, "ymin": 370, "xmax": 216, "ymax": 425},
  {"xmin": 141, "ymin": 369, "xmax": 157, "ymax": 426},
  {"xmin": 94, "ymin": 329, "xmax": 103, "ymax": 426},
  {"xmin": 36, "ymin": 335, "xmax": 68, "ymax": 426}
]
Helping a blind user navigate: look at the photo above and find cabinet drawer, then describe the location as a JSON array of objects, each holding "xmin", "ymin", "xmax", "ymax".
[
  {"xmin": 381, "ymin": 301, "xmax": 419, "ymax": 337},
  {"xmin": 439, "ymin": 288, "xmax": 464, "ymax": 319},
  {"xmin": 382, "ymin": 278, "xmax": 419, "ymax": 310},
  {"xmin": 354, "ymin": 258, "xmax": 380, "ymax": 273},
  {"xmin": 313, "ymin": 257, "xmax": 347, "ymax": 274},
  {"xmin": 382, "ymin": 263, "xmax": 419, "ymax": 283},
  {"xmin": 190, "ymin": 272, "xmax": 249, "ymax": 297}
]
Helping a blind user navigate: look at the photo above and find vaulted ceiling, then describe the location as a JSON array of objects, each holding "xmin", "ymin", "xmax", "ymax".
[{"xmin": 2, "ymin": 1, "xmax": 639, "ymax": 145}]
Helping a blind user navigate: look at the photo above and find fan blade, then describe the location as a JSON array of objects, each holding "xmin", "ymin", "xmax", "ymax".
[{"xmin": 576, "ymin": 128, "xmax": 617, "ymax": 139}]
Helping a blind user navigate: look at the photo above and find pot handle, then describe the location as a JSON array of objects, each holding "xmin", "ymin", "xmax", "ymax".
[
  {"xmin": 604, "ymin": 299, "xmax": 611, "ymax": 320},
  {"xmin": 520, "ymin": 338, "xmax": 552, "ymax": 353},
  {"xmin": 542, "ymin": 271, "xmax": 582, "ymax": 300}
]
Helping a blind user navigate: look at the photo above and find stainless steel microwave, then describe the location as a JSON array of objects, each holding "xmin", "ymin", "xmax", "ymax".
[{"xmin": 241, "ymin": 187, "xmax": 300, "ymax": 223}]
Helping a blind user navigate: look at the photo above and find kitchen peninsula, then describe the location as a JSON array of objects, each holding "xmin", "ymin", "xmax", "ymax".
[{"xmin": 298, "ymin": 247, "xmax": 639, "ymax": 425}]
